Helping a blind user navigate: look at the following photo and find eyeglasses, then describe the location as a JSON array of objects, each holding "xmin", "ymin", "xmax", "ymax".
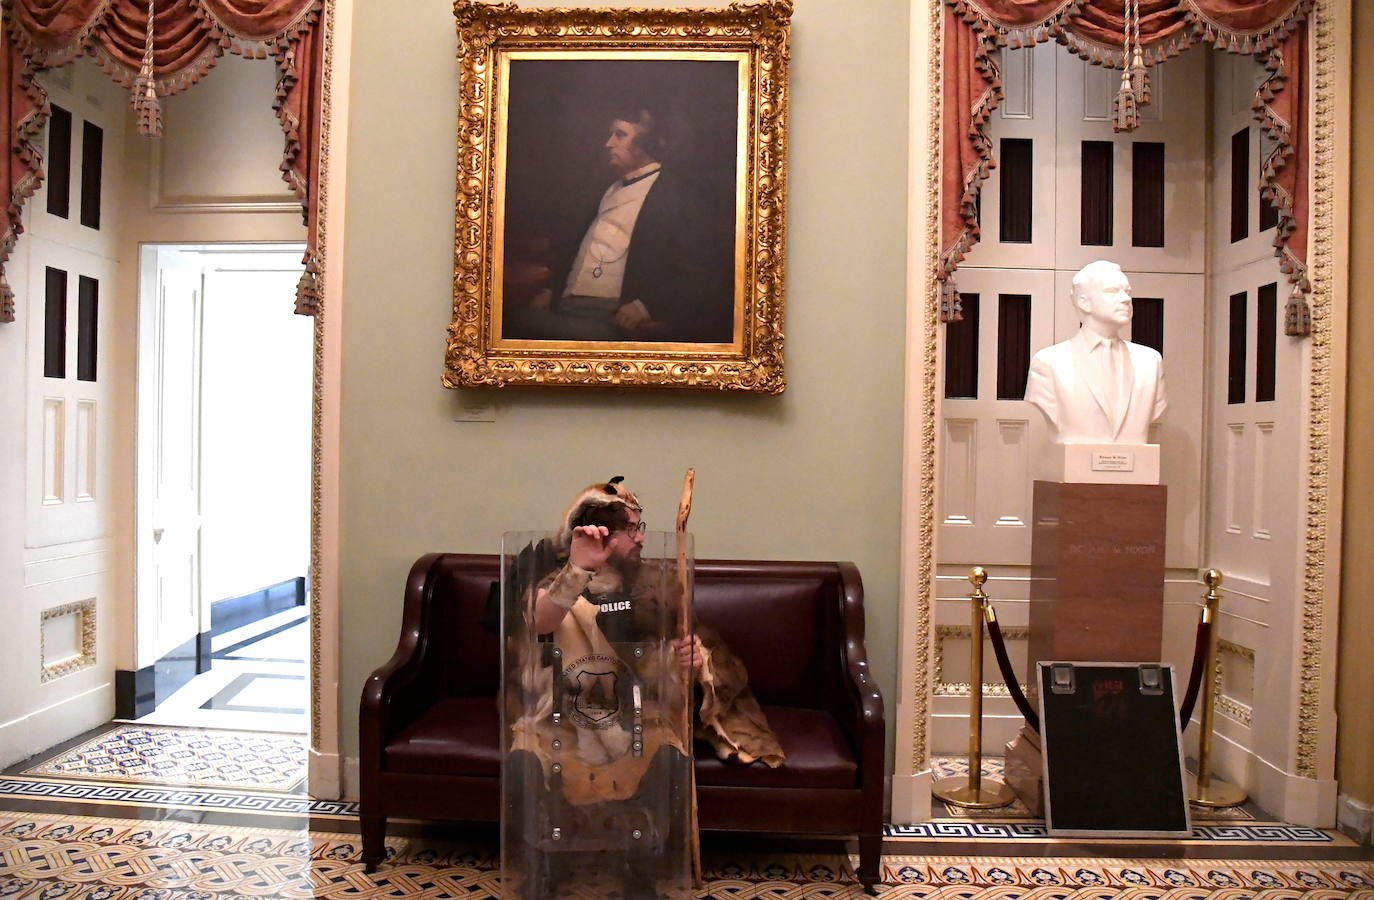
[{"xmin": 616, "ymin": 521, "xmax": 647, "ymax": 535}]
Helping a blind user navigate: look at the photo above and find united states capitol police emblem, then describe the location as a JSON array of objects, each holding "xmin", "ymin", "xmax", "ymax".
[{"xmin": 563, "ymin": 653, "xmax": 627, "ymax": 730}]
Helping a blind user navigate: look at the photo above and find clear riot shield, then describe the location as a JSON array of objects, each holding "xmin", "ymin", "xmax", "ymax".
[{"xmin": 501, "ymin": 530, "xmax": 694, "ymax": 900}]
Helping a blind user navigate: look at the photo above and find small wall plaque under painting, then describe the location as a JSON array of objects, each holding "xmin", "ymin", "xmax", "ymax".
[
  {"xmin": 1038, "ymin": 662, "xmax": 1191, "ymax": 838},
  {"xmin": 446, "ymin": 0, "xmax": 791, "ymax": 393}
]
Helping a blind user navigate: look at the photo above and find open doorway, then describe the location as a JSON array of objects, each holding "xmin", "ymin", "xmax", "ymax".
[{"xmin": 131, "ymin": 243, "xmax": 312, "ymax": 737}]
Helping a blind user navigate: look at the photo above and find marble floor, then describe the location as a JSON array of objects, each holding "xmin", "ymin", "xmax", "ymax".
[{"xmin": 132, "ymin": 607, "xmax": 308, "ymax": 734}]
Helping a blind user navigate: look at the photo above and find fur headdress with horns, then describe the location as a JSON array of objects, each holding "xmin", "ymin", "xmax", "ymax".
[{"xmin": 557, "ymin": 476, "xmax": 643, "ymax": 547}]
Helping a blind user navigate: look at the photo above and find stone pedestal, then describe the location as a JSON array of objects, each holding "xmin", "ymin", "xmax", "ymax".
[
  {"xmin": 1011, "ymin": 481, "xmax": 1167, "ymax": 815},
  {"xmin": 1029, "ymin": 480, "xmax": 1167, "ymax": 670},
  {"xmin": 1004, "ymin": 725, "xmax": 1044, "ymax": 816}
]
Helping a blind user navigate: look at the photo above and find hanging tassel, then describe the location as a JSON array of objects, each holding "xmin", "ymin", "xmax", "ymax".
[
  {"xmin": 1133, "ymin": 47, "xmax": 1153, "ymax": 107},
  {"xmin": 0, "ymin": 274, "xmax": 14, "ymax": 324},
  {"xmin": 1112, "ymin": 69, "xmax": 1139, "ymax": 132},
  {"xmin": 940, "ymin": 278, "xmax": 963, "ymax": 323},
  {"xmin": 295, "ymin": 251, "xmax": 321, "ymax": 316},
  {"xmin": 1284, "ymin": 283, "xmax": 1312, "ymax": 337},
  {"xmin": 132, "ymin": 0, "xmax": 162, "ymax": 136},
  {"xmin": 1111, "ymin": 1, "xmax": 1148, "ymax": 133}
]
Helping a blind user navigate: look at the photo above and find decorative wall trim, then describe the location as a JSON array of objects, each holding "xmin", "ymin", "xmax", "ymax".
[
  {"xmin": 1216, "ymin": 638, "xmax": 1255, "ymax": 727},
  {"xmin": 1294, "ymin": 0, "xmax": 1344, "ymax": 780},
  {"xmin": 934, "ymin": 623, "xmax": 1028, "ymax": 697},
  {"xmin": 308, "ymin": 0, "xmax": 350, "ymax": 783},
  {"xmin": 899, "ymin": 0, "xmax": 944, "ymax": 789},
  {"xmin": 39, "ymin": 599, "xmax": 97, "ymax": 683}
]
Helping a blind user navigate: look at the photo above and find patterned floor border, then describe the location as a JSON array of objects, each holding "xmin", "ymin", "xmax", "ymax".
[
  {"xmin": 0, "ymin": 811, "xmax": 1370, "ymax": 899},
  {"xmin": 0, "ymin": 777, "xmax": 356, "ymax": 817},
  {"xmin": 885, "ymin": 822, "xmax": 1344, "ymax": 845},
  {"xmin": 0, "ymin": 776, "xmax": 1353, "ymax": 851}
]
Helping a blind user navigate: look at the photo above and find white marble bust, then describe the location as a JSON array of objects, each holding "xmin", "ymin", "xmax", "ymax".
[{"xmin": 1025, "ymin": 261, "xmax": 1167, "ymax": 445}]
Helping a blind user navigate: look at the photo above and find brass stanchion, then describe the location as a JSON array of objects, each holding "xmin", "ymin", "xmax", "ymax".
[
  {"xmin": 1188, "ymin": 568, "xmax": 1247, "ymax": 808},
  {"xmin": 932, "ymin": 567, "xmax": 1015, "ymax": 809}
]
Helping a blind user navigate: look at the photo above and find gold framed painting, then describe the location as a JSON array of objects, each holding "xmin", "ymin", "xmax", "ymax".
[{"xmin": 446, "ymin": 0, "xmax": 791, "ymax": 392}]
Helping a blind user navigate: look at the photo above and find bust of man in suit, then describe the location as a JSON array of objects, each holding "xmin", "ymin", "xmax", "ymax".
[{"xmin": 1025, "ymin": 260, "xmax": 1167, "ymax": 445}]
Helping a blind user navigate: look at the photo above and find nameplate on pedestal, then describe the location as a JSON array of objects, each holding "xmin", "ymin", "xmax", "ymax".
[{"xmin": 1060, "ymin": 443, "xmax": 1159, "ymax": 485}]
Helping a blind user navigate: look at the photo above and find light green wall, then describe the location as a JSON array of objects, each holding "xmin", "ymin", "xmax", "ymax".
[{"xmin": 337, "ymin": 0, "xmax": 910, "ymax": 760}]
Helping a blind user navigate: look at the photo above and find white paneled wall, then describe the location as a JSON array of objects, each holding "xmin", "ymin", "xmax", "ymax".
[{"xmin": 0, "ymin": 59, "xmax": 127, "ymax": 767}]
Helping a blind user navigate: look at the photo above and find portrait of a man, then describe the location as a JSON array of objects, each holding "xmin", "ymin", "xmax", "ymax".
[{"xmin": 497, "ymin": 58, "xmax": 741, "ymax": 346}]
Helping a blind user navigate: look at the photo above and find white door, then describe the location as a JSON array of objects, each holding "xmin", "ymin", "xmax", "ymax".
[{"xmin": 136, "ymin": 247, "xmax": 204, "ymax": 666}]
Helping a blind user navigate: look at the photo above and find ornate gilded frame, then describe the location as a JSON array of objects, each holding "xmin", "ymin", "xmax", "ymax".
[
  {"xmin": 446, "ymin": 0, "xmax": 790, "ymax": 392},
  {"xmin": 893, "ymin": 0, "xmax": 1349, "ymax": 823},
  {"xmin": 40, "ymin": 599, "xmax": 97, "ymax": 683}
]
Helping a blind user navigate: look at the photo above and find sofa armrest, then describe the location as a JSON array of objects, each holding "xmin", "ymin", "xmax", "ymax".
[
  {"xmin": 834, "ymin": 563, "xmax": 885, "ymax": 806},
  {"xmin": 360, "ymin": 553, "xmax": 446, "ymax": 776}
]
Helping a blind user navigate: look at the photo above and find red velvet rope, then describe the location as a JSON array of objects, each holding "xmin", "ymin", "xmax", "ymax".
[
  {"xmin": 1178, "ymin": 612, "xmax": 1212, "ymax": 729},
  {"xmin": 985, "ymin": 612, "xmax": 1041, "ymax": 733}
]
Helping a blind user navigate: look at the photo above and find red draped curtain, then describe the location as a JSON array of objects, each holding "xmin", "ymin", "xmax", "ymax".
[
  {"xmin": 0, "ymin": 0, "xmax": 324, "ymax": 323},
  {"xmin": 941, "ymin": 0, "xmax": 1313, "ymax": 335}
]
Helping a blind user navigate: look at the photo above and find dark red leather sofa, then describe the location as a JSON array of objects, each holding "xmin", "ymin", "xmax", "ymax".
[{"xmin": 359, "ymin": 553, "xmax": 886, "ymax": 891}]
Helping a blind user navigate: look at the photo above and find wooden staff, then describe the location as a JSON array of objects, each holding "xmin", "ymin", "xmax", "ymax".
[{"xmin": 674, "ymin": 467, "xmax": 701, "ymax": 885}]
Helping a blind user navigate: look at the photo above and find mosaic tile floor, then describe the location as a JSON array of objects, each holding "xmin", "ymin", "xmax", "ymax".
[
  {"xmin": 19, "ymin": 725, "xmax": 306, "ymax": 792},
  {"xmin": 0, "ymin": 812, "xmax": 1369, "ymax": 899}
]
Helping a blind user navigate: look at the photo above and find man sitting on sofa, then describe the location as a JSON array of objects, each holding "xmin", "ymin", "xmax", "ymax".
[{"xmin": 503, "ymin": 477, "xmax": 782, "ymax": 898}]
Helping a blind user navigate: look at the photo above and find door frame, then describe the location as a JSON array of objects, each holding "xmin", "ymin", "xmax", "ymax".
[
  {"xmin": 126, "ymin": 0, "xmax": 353, "ymax": 798},
  {"xmin": 308, "ymin": 0, "xmax": 353, "ymax": 799}
]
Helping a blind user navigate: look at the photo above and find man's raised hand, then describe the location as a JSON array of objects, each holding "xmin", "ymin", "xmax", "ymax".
[{"xmin": 569, "ymin": 524, "xmax": 613, "ymax": 571}]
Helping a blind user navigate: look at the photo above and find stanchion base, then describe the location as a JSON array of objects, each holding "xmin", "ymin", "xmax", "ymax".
[
  {"xmin": 932, "ymin": 777, "xmax": 1016, "ymax": 809},
  {"xmin": 1187, "ymin": 773, "xmax": 1248, "ymax": 808}
]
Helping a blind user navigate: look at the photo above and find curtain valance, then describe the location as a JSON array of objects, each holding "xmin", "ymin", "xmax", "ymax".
[
  {"xmin": 941, "ymin": 0, "xmax": 1313, "ymax": 335},
  {"xmin": 0, "ymin": 0, "xmax": 324, "ymax": 323}
]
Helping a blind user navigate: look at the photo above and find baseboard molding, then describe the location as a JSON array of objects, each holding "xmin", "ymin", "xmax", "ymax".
[
  {"xmin": 341, "ymin": 755, "xmax": 360, "ymax": 802},
  {"xmin": 1338, "ymin": 792, "xmax": 1373, "ymax": 845},
  {"xmin": 889, "ymin": 768, "xmax": 933, "ymax": 825},
  {"xmin": 309, "ymin": 749, "xmax": 343, "ymax": 800},
  {"xmin": 1252, "ymin": 748, "xmax": 1339, "ymax": 827},
  {"xmin": 0, "ymin": 682, "xmax": 112, "ymax": 769},
  {"xmin": 115, "ymin": 634, "xmax": 200, "ymax": 718},
  {"xmin": 210, "ymin": 577, "xmax": 307, "ymax": 637},
  {"xmin": 196, "ymin": 630, "xmax": 212, "ymax": 674}
]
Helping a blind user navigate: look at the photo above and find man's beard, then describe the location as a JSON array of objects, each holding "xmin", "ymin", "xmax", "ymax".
[{"xmin": 608, "ymin": 545, "xmax": 643, "ymax": 577}]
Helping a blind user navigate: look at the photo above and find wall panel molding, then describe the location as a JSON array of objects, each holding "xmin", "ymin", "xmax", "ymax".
[{"xmin": 40, "ymin": 598, "xmax": 97, "ymax": 683}]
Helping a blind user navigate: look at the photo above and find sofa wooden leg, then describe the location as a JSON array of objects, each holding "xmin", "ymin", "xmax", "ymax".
[
  {"xmin": 857, "ymin": 832, "xmax": 881, "ymax": 894},
  {"xmin": 361, "ymin": 813, "xmax": 386, "ymax": 874}
]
